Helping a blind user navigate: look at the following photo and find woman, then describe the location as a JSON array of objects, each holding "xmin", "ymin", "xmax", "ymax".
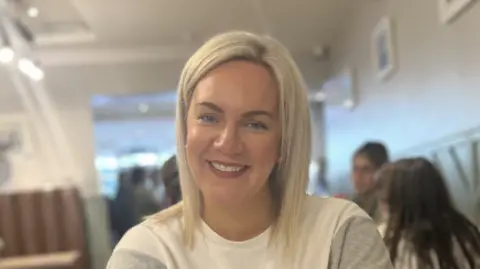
[
  {"xmin": 107, "ymin": 31, "xmax": 392, "ymax": 269},
  {"xmin": 351, "ymin": 142, "xmax": 389, "ymax": 221},
  {"xmin": 377, "ymin": 158, "xmax": 480, "ymax": 269}
]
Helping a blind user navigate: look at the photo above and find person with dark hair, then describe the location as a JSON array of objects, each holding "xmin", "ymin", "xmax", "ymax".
[
  {"xmin": 351, "ymin": 141, "xmax": 389, "ymax": 221},
  {"xmin": 377, "ymin": 157, "xmax": 480, "ymax": 269},
  {"xmin": 132, "ymin": 166, "xmax": 160, "ymax": 222},
  {"xmin": 160, "ymin": 155, "xmax": 182, "ymax": 206},
  {"xmin": 131, "ymin": 166, "xmax": 147, "ymax": 186},
  {"xmin": 111, "ymin": 170, "xmax": 137, "ymax": 241}
]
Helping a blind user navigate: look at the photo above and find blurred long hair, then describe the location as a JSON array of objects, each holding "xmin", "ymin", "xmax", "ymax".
[{"xmin": 377, "ymin": 157, "xmax": 480, "ymax": 269}]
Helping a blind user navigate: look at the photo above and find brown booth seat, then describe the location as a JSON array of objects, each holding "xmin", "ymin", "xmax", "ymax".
[{"xmin": 0, "ymin": 188, "xmax": 89, "ymax": 269}]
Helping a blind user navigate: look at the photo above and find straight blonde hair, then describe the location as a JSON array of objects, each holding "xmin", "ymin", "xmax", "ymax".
[{"xmin": 153, "ymin": 31, "xmax": 311, "ymax": 261}]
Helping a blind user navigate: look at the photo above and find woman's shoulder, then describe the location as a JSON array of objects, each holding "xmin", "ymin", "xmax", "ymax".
[
  {"xmin": 107, "ymin": 204, "xmax": 184, "ymax": 269},
  {"xmin": 300, "ymin": 196, "xmax": 392, "ymax": 268},
  {"xmin": 301, "ymin": 195, "xmax": 372, "ymax": 241},
  {"xmin": 304, "ymin": 195, "xmax": 370, "ymax": 223}
]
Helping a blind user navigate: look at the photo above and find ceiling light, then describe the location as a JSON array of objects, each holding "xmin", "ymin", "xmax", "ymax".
[
  {"xmin": 18, "ymin": 58, "xmax": 44, "ymax": 81},
  {"xmin": 27, "ymin": 7, "xmax": 39, "ymax": 18},
  {"xmin": 138, "ymin": 103, "xmax": 149, "ymax": 113},
  {"xmin": 0, "ymin": 47, "xmax": 14, "ymax": 64}
]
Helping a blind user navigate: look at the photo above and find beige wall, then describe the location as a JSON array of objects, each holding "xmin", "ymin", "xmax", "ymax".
[
  {"xmin": 0, "ymin": 78, "xmax": 99, "ymax": 197},
  {"xmin": 326, "ymin": 0, "xmax": 480, "ymax": 192}
]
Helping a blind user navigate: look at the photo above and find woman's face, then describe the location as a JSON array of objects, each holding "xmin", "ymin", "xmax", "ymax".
[
  {"xmin": 185, "ymin": 60, "xmax": 280, "ymax": 207},
  {"xmin": 351, "ymin": 154, "xmax": 377, "ymax": 193}
]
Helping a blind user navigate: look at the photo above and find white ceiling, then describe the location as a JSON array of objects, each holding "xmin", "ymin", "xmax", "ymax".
[{"xmin": 1, "ymin": 0, "xmax": 348, "ymax": 113}]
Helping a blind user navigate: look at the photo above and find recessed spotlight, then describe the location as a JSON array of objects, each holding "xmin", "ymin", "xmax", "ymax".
[
  {"xmin": 27, "ymin": 7, "xmax": 39, "ymax": 18},
  {"xmin": 0, "ymin": 47, "xmax": 14, "ymax": 64},
  {"xmin": 138, "ymin": 103, "xmax": 149, "ymax": 113},
  {"xmin": 18, "ymin": 58, "xmax": 44, "ymax": 81}
]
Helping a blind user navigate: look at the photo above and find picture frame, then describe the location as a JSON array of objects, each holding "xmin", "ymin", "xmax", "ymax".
[
  {"xmin": 438, "ymin": 0, "xmax": 473, "ymax": 24},
  {"xmin": 371, "ymin": 17, "xmax": 396, "ymax": 81}
]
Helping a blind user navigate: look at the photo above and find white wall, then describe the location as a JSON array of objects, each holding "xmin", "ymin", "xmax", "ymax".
[
  {"xmin": 0, "ymin": 71, "xmax": 99, "ymax": 196},
  {"xmin": 60, "ymin": 106, "xmax": 100, "ymax": 196},
  {"xmin": 0, "ymin": 109, "xmax": 99, "ymax": 196},
  {"xmin": 326, "ymin": 0, "xmax": 480, "ymax": 192}
]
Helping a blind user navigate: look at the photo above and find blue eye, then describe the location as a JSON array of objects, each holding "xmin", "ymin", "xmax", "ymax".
[
  {"xmin": 198, "ymin": 115, "xmax": 217, "ymax": 123},
  {"xmin": 247, "ymin": 122, "xmax": 268, "ymax": 131}
]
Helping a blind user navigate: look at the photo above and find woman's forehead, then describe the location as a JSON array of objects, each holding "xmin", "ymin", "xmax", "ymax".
[{"xmin": 192, "ymin": 61, "xmax": 279, "ymax": 115}]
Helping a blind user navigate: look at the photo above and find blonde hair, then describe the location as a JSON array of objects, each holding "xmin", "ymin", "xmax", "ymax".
[{"xmin": 153, "ymin": 31, "xmax": 311, "ymax": 260}]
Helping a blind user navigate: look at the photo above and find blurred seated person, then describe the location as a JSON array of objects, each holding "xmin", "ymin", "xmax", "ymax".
[
  {"xmin": 351, "ymin": 141, "xmax": 389, "ymax": 221},
  {"xmin": 111, "ymin": 170, "xmax": 137, "ymax": 240},
  {"xmin": 160, "ymin": 155, "xmax": 182, "ymax": 207},
  {"xmin": 148, "ymin": 168, "xmax": 166, "ymax": 204},
  {"xmin": 377, "ymin": 158, "xmax": 480, "ymax": 269},
  {"xmin": 131, "ymin": 166, "xmax": 161, "ymax": 222}
]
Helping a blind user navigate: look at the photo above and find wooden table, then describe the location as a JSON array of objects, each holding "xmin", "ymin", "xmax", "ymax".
[{"xmin": 0, "ymin": 251, "xmax": 80, "ymax": 269}]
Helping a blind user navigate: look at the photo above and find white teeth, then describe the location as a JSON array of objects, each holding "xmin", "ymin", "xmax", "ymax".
[{"xmin": 211, "ymin": 162, "xmax": 244, "ymax": 172}]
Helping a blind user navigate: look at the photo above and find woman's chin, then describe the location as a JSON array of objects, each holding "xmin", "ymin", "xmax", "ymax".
[{"xmin": 204, "ymin": 190, "xmax": 247, "ymax": 208}]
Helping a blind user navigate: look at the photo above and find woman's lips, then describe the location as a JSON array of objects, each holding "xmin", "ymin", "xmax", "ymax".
[{"xmin": 208, "ymin": 161, "xmax": 249, "ymax": 179}]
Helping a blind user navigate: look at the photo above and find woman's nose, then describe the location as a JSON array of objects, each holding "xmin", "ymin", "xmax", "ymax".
[{"xmin": 214, "ymin": 124, "xmax": 243, "ymax": 155}]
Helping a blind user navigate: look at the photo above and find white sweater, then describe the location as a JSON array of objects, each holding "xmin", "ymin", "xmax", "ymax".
[{"xmin": 107, "ymin": 196, "xmax": 393, "ymax": 269}]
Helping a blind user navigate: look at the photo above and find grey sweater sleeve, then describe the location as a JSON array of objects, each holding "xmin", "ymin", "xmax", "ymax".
[{"xmin": 328, "ymin": 216, "xmax": 393, "ymax": 269}]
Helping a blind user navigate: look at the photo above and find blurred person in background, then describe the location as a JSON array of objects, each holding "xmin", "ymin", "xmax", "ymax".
[
  {"xmin": 107, "ymin": 31, "xmax": 392, "ymax": 269},
  {"xmin": 377, "ymin": 157, "xmax": 480, "ymax": 269},
  {"xmin": 111, "ymin": 170, "xmax": 137, "ymax": 242},
  {"xmin": 148, "ymin": 168, "xmax": 166, "ymax": 204},
  {"xmin": 351, "ymin": 141, "xmax": 389, "ymax": 221},
  {"xmin": 160, "ymin": 155, "xmax": 181, "ymax": 207},
  {"xmin": 131, "ymin": 166, "xmax": 161, "ymax": 222},
  {"xmin": 316, "ymin": 156, "xmax": 330, "ymax": 196}
]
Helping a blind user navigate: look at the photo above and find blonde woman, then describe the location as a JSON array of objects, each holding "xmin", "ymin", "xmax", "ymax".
[{"xmin": 106, "ymin": 31, "xmax": 392, "ymax": 269}]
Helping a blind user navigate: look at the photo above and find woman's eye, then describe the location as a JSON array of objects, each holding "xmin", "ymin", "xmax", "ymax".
[
  {"xmin": 198, "ymin": 115, "xmax": 217, "ymax": 123},
  {"xmin": 247, "ymin": 122, "xmax": 268, "ymax": 131}
]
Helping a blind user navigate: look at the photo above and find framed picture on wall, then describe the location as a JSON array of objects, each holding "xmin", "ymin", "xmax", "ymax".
[
  {"xmin": 438, "ymin": 0, "xmax": 474, "ymax": 24},
  {"xmin": 371, "ymin": 17, "xmax": 395, "ymax": 81}
]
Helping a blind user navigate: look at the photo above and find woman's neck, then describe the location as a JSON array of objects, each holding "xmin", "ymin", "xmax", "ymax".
[{"xmin": 202, "ymin": 190, "xmax": 274, "ymax": 242}]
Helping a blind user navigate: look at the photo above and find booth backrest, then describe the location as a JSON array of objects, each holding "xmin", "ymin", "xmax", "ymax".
[{"xmin": 0, "ymin": 188, "xmax": 88, "ymax": 268}]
